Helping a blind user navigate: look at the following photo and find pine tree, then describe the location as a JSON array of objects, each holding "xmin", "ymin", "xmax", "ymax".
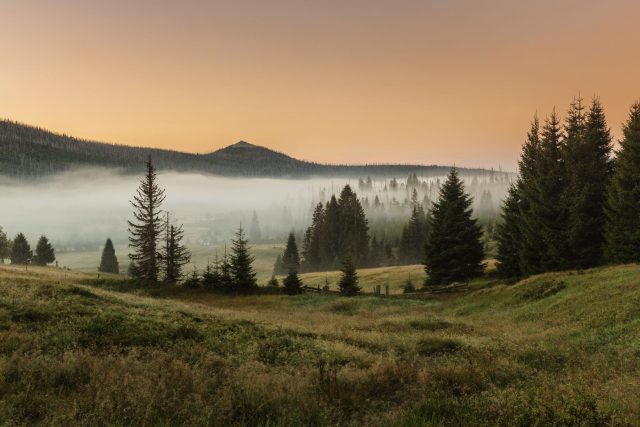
[
  {"xmin": 10, "ymin": 233, "xmax": 32, "ymax": 265},
  {"xmin": 183, "ymin": 267, "xmax": 201, "ymax": 289},
  {"xmin": 281, "ymin": 232, "xmax": 300, "ymax": 273},
  {"xmin": 98, "ymin": 238, "xmax": 119, "ymax": 273},
  {"xmin": 128, "ymin": 156, "xmax": 166, "ymax": 281},
  {"xmin": 267, "ymin": 275, "xmax": 280, "ymax": 287},
  {"xmin": 220, "ymin": 246, "xmax": 233, "ymax": 290},
  {"xmin": 337, "ymin": 185, "xmax": 369, "ymax": 266},
  {"xmin": 424, "ymin": 169, "xmax": 485, "ymax": 285},
  {"xmin": 534, "ymin": 110, "xmax": 571, "ymax": 271},
  {"xmin": 202, "ymin": 257, "xmax": 222, "ymax": 289},
  {"xmin": 33, "ymin": 235, "xmax": 55, "ymax": 266},
  {"xmin": 303, "ymin": 203, "xmax": 324, "ymax": 270},
  {"xmin": 338, "ymin": 255, "xmax": 360, "ymax": 296},
  {"xmin": 321, "ymin": 196, "xmax": 340, "ymax": 269},
  {"xmin": 516, "ymin": 116, "xmax": 546, "ymax": 275},
  {"xmin": 564, "ymin": 97, "xmax": 613, "ymax": 268},
  {"xmin": 399, "ymin": 189, "xmax": 428, "ymax": 264},
  {"xmin": 229, "ymin": 226, "xmax": 257, "ymax": 293},
  {"xmin": 605, "ymin": 102, "xmax": 640, "ymax": 263},
  {"xmin": 0, "ymin": 227, "xmax": 10, "ymax": 264},
  {"xmin": 283, "ymin": 270, "xmax": 303, "ymax": 295},
  {"xmin": 273, "ymin": 254, "xmax": 285, "ymax": 275},
  {"xmin": 496, "ymin": 185, "xmax": 523, "ymax": 277},
  {"xmin": 162, "ymin": 213, "xmax": 191, "ymax": 283}
]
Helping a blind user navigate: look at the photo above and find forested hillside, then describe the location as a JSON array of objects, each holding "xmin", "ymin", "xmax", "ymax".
[{"xmin": 0, "ymin": 120, "xmax": 499, "ymax": 178}]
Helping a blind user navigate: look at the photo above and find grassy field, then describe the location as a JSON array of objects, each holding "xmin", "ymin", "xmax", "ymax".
[{"xmin": 1, "ymin": 263, "xmax": 639, "ymax": 425}]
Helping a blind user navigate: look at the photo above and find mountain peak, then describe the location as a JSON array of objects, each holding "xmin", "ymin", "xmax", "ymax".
[{"xmin": 228, "ymin": 140, "xmax": 256, "ymax": 148}]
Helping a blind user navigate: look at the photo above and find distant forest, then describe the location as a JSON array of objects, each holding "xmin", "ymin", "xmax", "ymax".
[{"xmin": 0, "ymin": 120, "xmax": 505, "ymax": 178}]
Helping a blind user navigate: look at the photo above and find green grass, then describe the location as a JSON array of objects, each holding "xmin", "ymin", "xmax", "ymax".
[{"xmin": 1, "ymin": 263, "xmax": 640, "ymax": 425}]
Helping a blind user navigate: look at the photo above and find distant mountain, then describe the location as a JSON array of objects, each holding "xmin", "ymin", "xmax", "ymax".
[{"xmin": 0, "ymin": 120, "xmax": 501, "ymax": 179}]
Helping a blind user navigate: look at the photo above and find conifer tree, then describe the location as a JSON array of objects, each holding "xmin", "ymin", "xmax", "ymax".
[
  {"xmin": 128, "ymin": 156, "xmax": 165, "ymax": 281},
  {"xmin": 34, "ymin": 235, "xmax": 55, "ymax": 266},
  {"xmin": 183, "ymin": 267, "xmax": 201, "ymax": 288},
  {"xmin": 605, "ymin": 101, "xmax": 640, "ymax": 263},
  {"xmin": 321, "ymin": 196, "xmax": 340, "ymax": 269},
  {"xmin": 273, "ymin": 254, "xmax": 285, "ymax": 275},
  {"xmin": 98, "ymin": 238, "xmax": 119, "ymax": 274},
  {"xmin": 283, "ymin": 270, "xmax": 303, "ymax": 295},
  {"xmin": 399, "ymin": 189, "xmax": 428, "ymax": 264},
  {"xmin": 424, "ymin": 169, "xmax": 484, "ymax": 285},
  {"xmin": 496, "ymin": 185, "xmax": 523, "ymax": 277},
  {"xmin": 564, "ymin": 97, "xmax": 613, "ymax": 268},
  {"xmin": 220, "ymin": 246, "xmax": 233, "ymax": 290},
  {"xmin": 337, "ymin": 185, "xmax": 369, "ymax": 266},
  {"xmin": 303, "ymin": 203, "xmax": 324, "ymax": 270},
  {"xmin": 267, "ymin": 275, "xmax": 279, "ymax": 287},
  {"xmin": 516, "ymin": 116, "xmax": 547, "ymax": 275},
  {"xmin": 338, "ymin": 254, "xmax": 360, "ymax": 296},
  {"xmin": 202, "ymin": 256, "xmax": 222, "ymax": 289},
  {"xmin": 229, "ymin": 226, "xmax": 257, "ymax": 292},
  {"xmin": 162, "ymin": 213, "xmax": 191, "ymax": 283},
  {"xmin": 249, "ymin": 211, "xmax": 262, "ymax": 242},
  {"xmin": 0, "ymin": 227, "xmax": 10, "ymax": 264},
  {"xmin": 10, "ymin": 233, "xmax": 32, "ymax": 265},
  {"xmin": 281, "ymin": 232, "xmax": 300, "ymax": 273}
]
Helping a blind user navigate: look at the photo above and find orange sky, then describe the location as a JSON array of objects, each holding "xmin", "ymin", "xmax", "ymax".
[{"xmin": 2, "ymin": 0, "xmax": 640, "ymax": 170}]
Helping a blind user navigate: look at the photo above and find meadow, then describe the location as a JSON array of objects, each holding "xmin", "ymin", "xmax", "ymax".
[{"xmin": 1, "ymin": 262, "xmax": 639, "ymax": 425}]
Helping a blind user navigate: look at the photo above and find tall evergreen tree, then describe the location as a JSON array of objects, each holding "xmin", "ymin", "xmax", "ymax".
[
  {"xmin": 516, "ymin": 116, "xmax": 546, "ymax": 275},
  {"xmin": 564, "ymin": 98, "xmax": 613, "ymax": 268},
  {"xmin": 528, "ymin": 111, "xmax": 571, "ymax": 271},
  {"xmin": 496, "ymin": 185, "xmax": 523, "ymax": 277},
  {"xmin": 10, "ymin": 233, "xmax": 32, "ymax": 265},
  {"xmin": 281, "ymin": 232, "xmax": 300, "ymax": 273},
  {"xmin": 34, "ymin": 235, "xmax": 55, "ymax": 266},
  {"xmin": 605, "ymin": 101, "xmax": 640, "ymax": 263},
  {"xmin": 128, "ymin": 157, "xmax": 165, "ymax": 281},
  {"xmin": 202, "ymin": 256, "xmax": 222, "ymax": 289},
  {"xmin": 162, "ymin": 213, "xmax": 191, "ymax": 283},
  {"xmin": 337, "ymin": 185, "xmax": 369, "ymax": 266},
  {"xmin": 220, "ymin": 246, "xmax": 233, "ymax": 289},
  {"xmin": 0, "ymin": 227, "xmax": 10, "ymax": 264},
  {"xmin": 303, "ymin": 203, "xmax": 324, "ymax": 270},
  {"xmin": 399, "ymin": 189, "xmax": 428, "ymax": 264},
  {"xmin": 338, "ymin": 254, "xmax": 360, "ymax": 296},
  {"xmin": 424, "ymin": 169, "xmax": 484, "ymax": 285},
  {"xmin": 99, "ymin": 238, "xmax": 119, "ymax": 274},
  {"xmin": 229, "ymin": 226, "xmax": 257, "ymax": 292},
  {"xmin": 283, "ymin": 270, "xmax": 303, "ymax": 295},
  {"xmin": 321, "ymin": 196, "xmax": 340, "ymax": 269}
]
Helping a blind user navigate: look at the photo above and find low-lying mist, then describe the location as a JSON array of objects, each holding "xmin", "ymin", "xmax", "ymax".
[{"xmin": 0, "ymin": 168, "xmax": 513, "ymax": 270}]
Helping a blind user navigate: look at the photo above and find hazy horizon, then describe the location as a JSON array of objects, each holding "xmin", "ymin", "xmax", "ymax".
[{"xmin": 4, "ymin": 0, "xmax": 640, "ymax": 170}]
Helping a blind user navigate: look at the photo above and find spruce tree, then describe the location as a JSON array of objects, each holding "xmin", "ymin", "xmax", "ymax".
[
  {"xmin": 34, "ymin": 235, "xmax": 55, "ymax": 266},
  {"xmin": 162, "ymin": 213, "xmax": 191, "ymax": 283},
  {"xmin": 338, "ymin": 255, "xmax": 360, "ymax": 296},
  {"xmin": 321, "ymin": 196, "xmax": 340, "ymax": 269},
  {"xmin": 128, "ymin": 156, "xmax": 165, "ymax": 281},
  {"xmin": 303, "ymin": 203, "xmax": 324, "ymax": 270},
  {"xmin": 202, "ymin": 257, "xmax": 222, "ymax": 289},
  {"xmin": 10, "ymin": 233, "xmax": 32, "ymax": 265},
  {"xmin": 0, "ymin": 227, "xmax": 10, "ymax": 264},
  {"xmin": 281, "ymin": 232, "xmax": 300, "ymax": 273},
  {"xmin": 605, "ymin": 102, "xmax": 640, "ymax": 263},
  {"xmin": 283, "ymin": 270, "xmax": 303, "ymax": 295},
  {"xmin": 183, "ymin": 267, "xmax": 201, "ymax": 289},
  {"xmin": 516, "ymin": 116, "xmax": 547, "ymax": 275},
  {"xmin": 220, "ymin": 247, "xmax": 233, "ymax": 290},
  {"xmin": 496, "ymin": 185, "xmax": 523, "ymax": 278},
  {"xmin": 564, "ymin": 97, "xmax": 613, "ymax": 268},
  {"xmin": 273, "ymin": 254, "xmax": 285, "ymax": 275},
  {"xmin": 229, "ymin": 226, "xmax": 257, "ymax": 293},
  {"xmin": 424, "ymin": 169, "xmax": 484, "ymax": 285},
  {"xmin": 337, "ymin": 185, "xmax": 369, "ymax": 266},
  {"xmin": 99, "ymin": 238, "xmax": 119, "ymax": 274},
  {"xmin": 399, "ymin": 189, "xmax": 428, "ymax": 264}
]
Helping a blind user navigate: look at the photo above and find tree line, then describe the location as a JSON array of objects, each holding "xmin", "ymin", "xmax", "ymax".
[
  {"xmin": 0, "ymin": 228, "xmax": 56, "ymax": 266},
  {"xmin": 496, "ymin": 97, "xmax": 640, "ymax": 277}
]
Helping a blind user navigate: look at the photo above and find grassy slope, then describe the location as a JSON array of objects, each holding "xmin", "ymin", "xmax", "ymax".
[{"xmin": 1, "ymin": 264, "xmax": 639, "ymax": 425}]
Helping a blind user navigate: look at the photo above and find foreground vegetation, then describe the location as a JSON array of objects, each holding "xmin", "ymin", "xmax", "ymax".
[{"xmin": 1, "ymin": 263, "xmax": 639, "ymax": 425}]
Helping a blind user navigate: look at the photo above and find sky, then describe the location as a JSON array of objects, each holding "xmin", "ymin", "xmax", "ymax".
[{"xmin": 2, "ymin": 0, "xmax": 640, "ymax": 170}]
